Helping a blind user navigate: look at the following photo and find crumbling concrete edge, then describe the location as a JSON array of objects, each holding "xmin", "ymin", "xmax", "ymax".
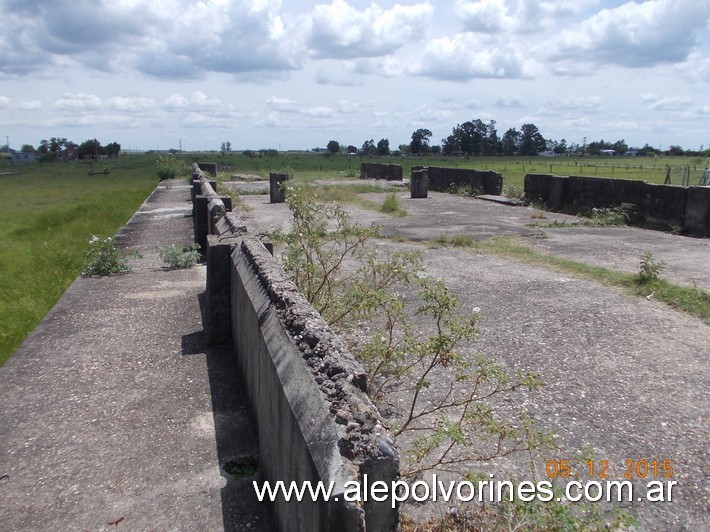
[{"xmin": 231, "ymin": 237, "xmax": 400, "ymax": 531}]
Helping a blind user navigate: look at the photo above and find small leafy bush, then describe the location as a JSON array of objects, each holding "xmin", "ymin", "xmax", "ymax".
[
  {"xmin": 155, "ymin": 154, "xmax": 189, "ymax": 181},
  {"xmin": 157, "ymin": 243, "xmax": 201, "ymax": 270},
  {"xmin": 381, "ymin": 193, "xmax": 401, "ymax": 213},
  {"xmin": 82, "ymin": 235, "xmax": 137, "ymax": 276},
  {"xmin": 636, "ymin": 252, "xmax": 665, "ymax": 284}
]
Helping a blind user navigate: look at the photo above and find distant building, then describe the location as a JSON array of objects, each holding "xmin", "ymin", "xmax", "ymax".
[
  {"xmin": 599, "ymin": 149, "xmax": 616, "ymax": 156},
  {"xmin": 11, "ymin": 151, "xmax": 35, "ymax": 163}
]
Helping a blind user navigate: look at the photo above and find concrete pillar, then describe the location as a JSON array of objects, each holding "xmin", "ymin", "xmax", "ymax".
[
  {"xmin": 411, "ymin": 169, "xmax": 428, "ymax": 198},
  {"xmin": 206, "ymin": 235, "xmax": 240, "ymax": 346},
  {"xmin": 269, "ymin": 172, "xmax": 289, "ymax": 203},
  {"xmin": 195, "ymin": 195, "xmax": 210, "ymax": 257}
]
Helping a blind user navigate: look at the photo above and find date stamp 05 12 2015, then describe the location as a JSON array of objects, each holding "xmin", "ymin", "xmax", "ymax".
[{"xmin": 545, "ymin": 459, "xmax": 677, "ymax": 503}]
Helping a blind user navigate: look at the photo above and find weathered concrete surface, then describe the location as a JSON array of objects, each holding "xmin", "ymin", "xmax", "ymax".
[
  {"xmin": 230, "ymin": 238, "xmax": 399, "ymax": 531},
  {"xmin": 0, "ymin": 181, "xmax": 272, "ymax": 530},
  {"xmin": 238, "ymin": 189, "xmax": 709, "ymax": 530}
]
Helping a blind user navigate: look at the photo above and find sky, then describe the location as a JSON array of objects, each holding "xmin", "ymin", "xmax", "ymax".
[{"xmin": 1, "ymin": 0, "xmax": 709, "ymax": 152}]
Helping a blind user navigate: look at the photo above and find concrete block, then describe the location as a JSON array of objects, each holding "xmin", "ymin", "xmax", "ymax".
[
  {"xmin": 269, "ymin": 172, "xmax": 289, "ymax": 203},
  {"xmin": 206, "ymin": 235, "xmax": 237, "ymax": 346},
  {"xmin": 194, "ymin": 195, "xmax": 210, "ymax": 256},
  {"xmin": 411, "ymin": 169, "xmax": 428, "ymax": 198},
  {"xmin": 683, "ymin": 186, "xmax": 710, "ymax": 236}
]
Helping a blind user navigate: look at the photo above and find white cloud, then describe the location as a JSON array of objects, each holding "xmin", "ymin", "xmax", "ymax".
[
  {"xmin": 544, "ymin": 96, "xmax": 602, "ymax": 111},
  {"xmin": 18, "ymin": 99, "xmax": 42, "ymax": 110},
  {"xmin": 455, "ymin": 0, "xmax": 596, "ymax": 34},
  {"xmin": 257, "ymin": 111, "xmax": 294, "ymax": 128},
  {"xmin": 315, "ymin": 68, "xmax": 362, "ymax": 86},
  {"xmin": 108, "ymin": 96, "xmax": 155, "ymax": 112},
  {"xmin": 53, "ymin": 93, "xmax": 102, "ymax": 111},
  {"xmin": 164, "ymin": 93, "xmax": 189, "ymax": 109},
  {"xmin": 495, "ymin": 95, "xmax": 525, "ymax": 108},
  {"xmin": 541, "ymin": 0, "xmax": 710, "ymax": 68},
  {"xmin": 303, "ymin": 106, "xmax": 334, "ymax": 117},
  {"xmin": 455, "ymin": 0, "xmax": 511, "ymax": 33},
  {"xmin": 267, "ymin": 96, "xmax": 299, "ymax": 112},
  {"xmin": 189, "ymin": 91, "xmax": 222, "ymax": 108},
  {"xmin": 640, "ymin": 94, "xmax": 693, "ymax": 111},
  {"xmin": 0, "ymin": 0, "xmax": 303, "ymax": 79},
  {"xmin": 338, "ymin": 100, "xmax": 362, "ymax": 114},
  {"xmin": 306, "ymin": 0, "xmax": 434, "ymax": 59},
  {"xmin": 350, "ymin": 57, "xmax": 406, "ymax": 78},
  {"xmin": 414, "ymin": 33, "xmax": 527, "ymax": 80},
  {"xmin": 675, "ymin": 52, "xmax": 710, "ymax": 83}
]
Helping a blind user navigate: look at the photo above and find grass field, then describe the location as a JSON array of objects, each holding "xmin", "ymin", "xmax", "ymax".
[
  {"xmin": 216, "ymin": 152, "xmax": 708, "ymax": 190},
  {"xmin": 0, "ymin": 152, "xmax": 705, "ymax": 367},
  {"xmin": 0, "ymin": 155, "xmax": 158, "ymax": 366}
]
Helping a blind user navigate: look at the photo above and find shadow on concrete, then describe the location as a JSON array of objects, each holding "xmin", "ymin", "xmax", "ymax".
[{"xmin": 182, "ymin": 292, "xmax": 274, "ymax": 530}]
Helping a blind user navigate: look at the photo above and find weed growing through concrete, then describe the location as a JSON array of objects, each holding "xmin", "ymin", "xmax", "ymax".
[
  {"xmin": 82, "ymin": 235, "xmax": 139, "ymax": 276},
  {"xmin": 586, "ymin": 203, "xmax": 634, "ymax": 226},
  {"xmin": 380, "ymin": 193, "xmax": 406, "ymax": 216},
  {"xmin": 215, "ymin": 174, "xmax": 253, "ymax": 211},
  {"xmin": 636, "ymin": 252, "xmax": 665, "ymax": 284},
  {"xmin": 223, "ymin": 458, "xmax": 259, "ymax": 478},
  {"xmin": 503, "ymin": 184, "xmax": 524, "ymax": 200},
  {"xmin": 448, "ymin": 183, "xmax": 482, "ymax": 197},
  {"xmin": 156, "ymin": 243, "xmax": 200, "ymax": 270},
  {"xmin": 155, "ymin": 154, "xmax": 189, "ymax": 181}
]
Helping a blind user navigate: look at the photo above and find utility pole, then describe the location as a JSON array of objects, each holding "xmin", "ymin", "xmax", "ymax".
[{"xmin": 179, "ymin": 138, "xmax": 182, "ymax": 152}]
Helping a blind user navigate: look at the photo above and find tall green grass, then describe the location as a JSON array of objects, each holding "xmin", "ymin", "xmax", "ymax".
[{"xmin": 0, "ymin": 156, "xmax": 158, "ymax": 366}]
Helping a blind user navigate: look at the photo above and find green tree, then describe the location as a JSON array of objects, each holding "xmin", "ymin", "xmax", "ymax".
[
  {"xmin": 78, "ymin": 139, "xmax": 101, "ymax": 159},
  {"xmin": 376, "ymin": 138, "xmax": 390, "ymax": 156},
  {"xmin": 361, "ymin": 139, "xmax": 376, "ymax": 156},
  {"xmin": 327, "ymin": 140, "xmax": 341, "ymax": 154},
  {"xmin": 501, "ymin": 128, "xmax": 520, "ymax": 155},
  {"xmin": 410, "ymin": 128, "xmax": 432, "ymax": 155},
  {"xmin": 519, "ymin": 123, "xmax": 546, "ymax": 155}
]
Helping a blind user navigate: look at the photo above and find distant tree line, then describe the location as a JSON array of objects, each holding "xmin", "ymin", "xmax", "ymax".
[
  {"xmin": 323, "ymin": 117, "xmax": 709, "ymax": 158},
  {"xmin": 18, "ymin": 137, "xmax": 121, "ymax": 162}
]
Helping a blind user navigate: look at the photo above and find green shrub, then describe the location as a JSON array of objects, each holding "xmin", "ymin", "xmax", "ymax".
[
  {"xmin": 156, "ymin": 243, "xmax": 201, "ymax": 269},
  {"xmin": 381, "ymin": 193, "xmax": 401, "ymax": 213},
  {"xmin": 82, "ymin": 235, "xmax": 137, "ymax": 276},
  {"xmin": 155, "ymin": 154, "xmax": 189, "ymax": 181},
  {"xmin": 636, "ymin": 252, "xmax": 665, "ymax": 284}
]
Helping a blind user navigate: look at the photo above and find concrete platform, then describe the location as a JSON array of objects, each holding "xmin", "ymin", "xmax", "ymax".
[
  {"xmin": 237, "ymin": 189, "xmax": 709, "ymax": 530},
  {"xmin": 0, "ymin": 181, "xmax": 272, "ymax": 530}
]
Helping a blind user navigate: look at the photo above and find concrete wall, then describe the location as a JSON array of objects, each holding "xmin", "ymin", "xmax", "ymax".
[
  {"xmin": 524, "ymin": 173, "xmax": 710, "ymax": 236},
  {"xmin": 360, "ymin": 163, "xmax": 403, "ymax": 181},
  {"xmin": 191, "ymin": 163, "xmax": 232, "ymax": 254},
  {"xmin": 192, "ymin": 165, "xmax": 401, "ymax": 531},
  {"xmin": 231, "ymin": 239, "xmax": 398, "ymax": 531},
  {"xmin": 418, "ymin": 166, "xmax": 503, "ymax": 196}
]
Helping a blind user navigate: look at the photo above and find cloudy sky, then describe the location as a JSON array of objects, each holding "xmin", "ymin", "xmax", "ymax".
[{"xmin": 1, "ymin": 0, "xmax": 709, "ymax": 152}]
